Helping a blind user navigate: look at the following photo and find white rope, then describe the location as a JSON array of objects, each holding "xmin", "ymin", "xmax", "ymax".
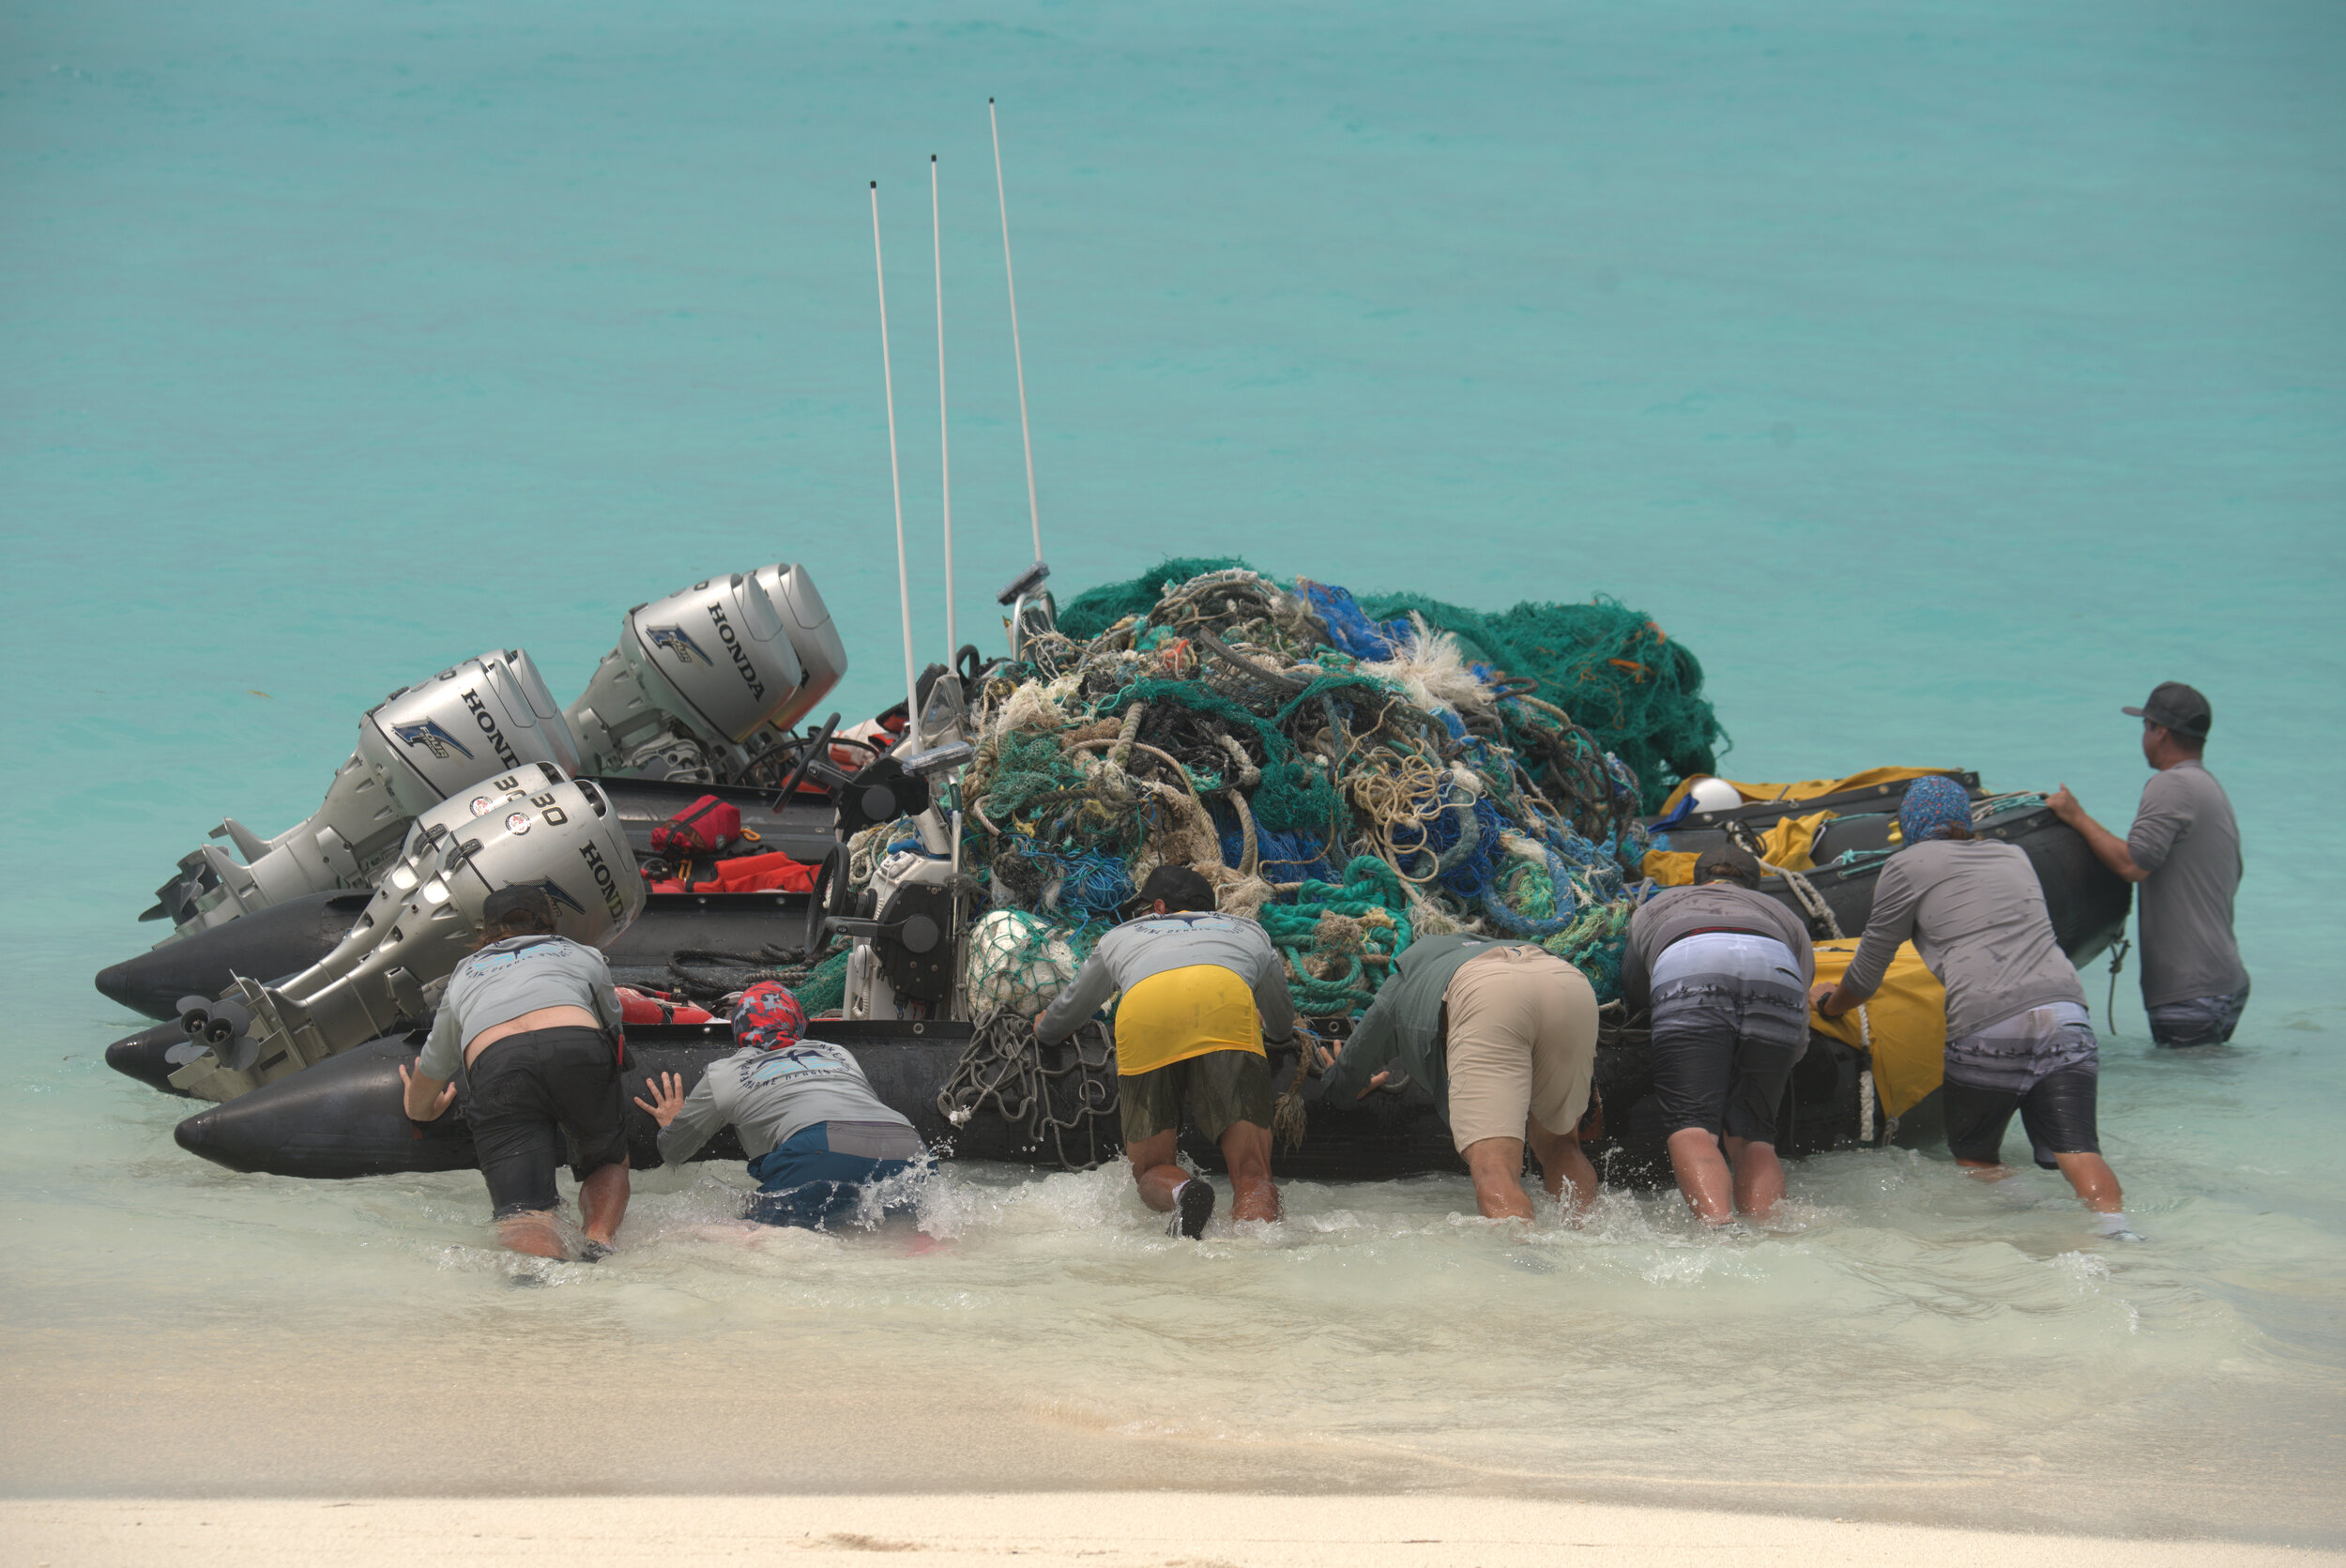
[
  {"xmin": 870, "ymin": 181, "xmax": 917, "ymax": 730},
  {"xmin": 989, "ymin": 98, "xmax": 1042, "ymax": 563}
]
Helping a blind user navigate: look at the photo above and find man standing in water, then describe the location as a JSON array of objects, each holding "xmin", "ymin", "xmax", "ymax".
[
  {"xmin": 1033, "ymin": 866, "xmax": 1298, "ymax": 1238},
  {"xmin": 1318, "ymin": 933, "xmax": 1599, "ymax": 1220},
  {"xmin": 632, "ymin": 982, "xmax": 926, "ymax": 1227},
  {"xmin": 1621, "ymin": 844, "xmax": 1813, "ymax": 1225},
  {"xmin": 1811, "ymin": 776, "xmax": 2140, "ymax": 1239},
  {"xmin": 400, "ymin": 886, "xmax": 632, "ymax": 1261},
  {"xmin": 2048, "ymin": 682, "xmax": 2249, "ymax": 1046}
]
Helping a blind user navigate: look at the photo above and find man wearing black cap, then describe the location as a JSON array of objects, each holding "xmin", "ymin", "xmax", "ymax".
[
  {"xmin": 1033, "ymin": 865, "xmax": 1300, "ymax": 1237},
  {"xmin": 1621, "ymin": 844, "xmax": 1814, "ymax": 1225},
  {"xmin": 400, "ymin": 884, "xmax": 633, "ymax": 1260},
  {"xmin": 2049, "ymin": 682, "xmax": 2249, "ymax": 1046}
]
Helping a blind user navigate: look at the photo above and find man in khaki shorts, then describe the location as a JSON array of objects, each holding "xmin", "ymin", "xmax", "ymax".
[{"xmin": 1319, "ymin": 933, "xmax": 1599, "ymax": 1218}]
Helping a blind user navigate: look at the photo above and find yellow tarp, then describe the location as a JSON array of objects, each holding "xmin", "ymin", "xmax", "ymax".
[
  {"xmin": 1808, "ymin": 938, "xmax": 1946, "ymax": 1119},
  {"xmin": 1658, "ymin": 766, "xmax": 1958, "ymax": 815},
  {"xmin": 1641, "ymin": 810, "xmax": 1836, "ymax": 887}
]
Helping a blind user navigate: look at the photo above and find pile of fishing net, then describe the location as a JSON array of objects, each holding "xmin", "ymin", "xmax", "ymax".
[{"xmin": 888, "ymin": 559, "xmax": 1724, "ymax": 1022}]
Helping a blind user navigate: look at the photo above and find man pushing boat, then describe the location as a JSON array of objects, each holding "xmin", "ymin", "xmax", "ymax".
[
  {"xmin": 2048, "ymin": 681, "xmax": 2249, "ymax": 1047},
  {"xmin": 632, "ymin": 983, "xmax": 928, "ymax": 1228},
  {"xmin": 1811, "ymin": 776, "xmax": 2140, "ymax": 1239},
  {"xmin": 1031, "ymin": 865, "xmax": 1301, "ymax": 1238},
  {"xmin": 1318, "ymin": 933, "xmax": 1600, "ymax": 1221},
  {"xmin": 399, "ymin": 885, "xmax": 634, "ymax": 1262},
  {"xmin": 1621, "ymin": 843, "xmax": 1814, "ymax": 1225}
]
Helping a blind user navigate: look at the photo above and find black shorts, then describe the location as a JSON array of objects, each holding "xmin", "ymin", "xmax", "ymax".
[
  {"xmin": 1648, "ymin": 975, "xmax": 1807, "ymax": 1144},
  {"xmin": 1942, "ymin": 1067, "xmax": 2100, "ymax": 1170},
  {"xmin": 464, "ymin": 1026, "xmax": 630, "ymax": 1218},
  {"xmin": 1120, "ymin": 1049, "xmax": 1274, "ymax": 1146}
]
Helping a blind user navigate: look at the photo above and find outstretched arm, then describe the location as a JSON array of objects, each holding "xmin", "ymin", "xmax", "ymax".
[
  {"xmin": 1814, "ymin": 861, "xmax": 1918, "ymax": 1017},
  {"xmin": 400, "ymin": 1062, "xmax": 456, "ymax": 1121},
  {"xmin": 1035, "ymin": 948, "xmax": 1120, "ymax": 1043},
  {"xmin": 2049, "ymin": 786, "xmax": 2148, "ymax": 883}
]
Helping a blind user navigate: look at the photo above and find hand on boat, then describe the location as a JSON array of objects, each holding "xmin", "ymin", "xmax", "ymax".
[
  {"xmin": 2047, "ymin": 784, "xmax": 2081, "ymax": 825},
  {"xmin": 1808, "ymin": 982, "xmax": 1844, "ymax": 1017},
  {"xmin": 396, "ymin": 1062, "xmax": 455, "ymax": 1122},
  {"xmin": 632, "ymin": 1071, "xmax": 688, "ymax": 1128},
  {"xmin": 1314, "ymin": 1043, "xmax": 1391, "ymax": 1100}
]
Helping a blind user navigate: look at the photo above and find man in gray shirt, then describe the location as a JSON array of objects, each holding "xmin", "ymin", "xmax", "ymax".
[
  {"xmin": 1813, "ymin": 777, "xmax": 2137, "ymax": 1238},
  {"xmin": 1033, "ymin": 866, "xmax": 1299, "ymax": 1238},
  {"xmin": 633, "ymin": 982, "xmax": 925, "ymax": 1228},
  {"xmin": 1622, "ymin": 845, "xmax": 1814, "ymax": 1225},
  {"xmin": 400, "ymin": 885, "xmax": 632, "ymax": 1261},
  {"xmin": 2049, "ymin": 681, "xmax": 2249, "ymax": 1046}
]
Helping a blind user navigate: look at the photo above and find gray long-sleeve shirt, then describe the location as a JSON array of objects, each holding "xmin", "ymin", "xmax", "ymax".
[
  {"xmin": 2128, "ymin": 760, "xmax": 2247, "ymax": 1006},
  {"xmin": 1841, "ymin": 838, "xmax": 2084, "ymax": 1040},
  {"xmin": 417, "ymin": 935, "xmax": 623, "ymax": 1081},
  {"xmin": 656, "ymin": 1039, "xmax": 914, "ymax": 1166},
  {"xmin": 1034, "ymin": 911, "xmax": 1297, "ymax": 1045},
  {"xmin": 1621, "ymin": 883, "xmax": 1814, "ymax": 1013},
  {"xmin": 1320, "ymin": 933, "xmax": 1538, "ymax": 1121}
]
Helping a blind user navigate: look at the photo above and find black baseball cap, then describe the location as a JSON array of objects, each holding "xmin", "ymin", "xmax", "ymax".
[
  {"xmin": 1693, "ymin": 844, "xmax": 1763, "ymax": 890},
  {"xmin": 1130, "ymin": 864, "xmax": 1218, "ymax": 915},
  {"xmin": 2123, "ymin": 681, "xmax": 2212, "ymax": 739},
  {"xmin": 481, "ymin": 884, "xmax": 558, "ymax": 929}
]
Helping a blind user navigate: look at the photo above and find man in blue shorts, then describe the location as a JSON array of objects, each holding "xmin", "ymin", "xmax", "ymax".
[{"xmin": 633, "ymin": 982, "xmax": 926, "ymax": 1228}]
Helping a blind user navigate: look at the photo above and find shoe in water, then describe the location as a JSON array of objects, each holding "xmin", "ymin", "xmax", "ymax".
[
  {"xmin": 1171, "ymin": 1180, "xmax": 1215, "ymax": 1241},
  {"xmin": 578, "ymin": 1241, "xmax": 615, "ymax": 1263}
]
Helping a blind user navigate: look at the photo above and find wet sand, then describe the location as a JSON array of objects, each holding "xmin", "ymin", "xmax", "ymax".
[{"xmin": 8, "ymin": 1493, "xmax": 2343, "ymax": 1568}]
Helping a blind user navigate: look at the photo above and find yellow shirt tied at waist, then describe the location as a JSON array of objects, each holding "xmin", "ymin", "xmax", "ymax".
[
  {"xmin": 1114, "ymin": 965, "xmax": 1265, "ymax": 1076},
  {"xmin": 1807, "ymin": 938, "xmax": 1947, "ymax": 1119}
]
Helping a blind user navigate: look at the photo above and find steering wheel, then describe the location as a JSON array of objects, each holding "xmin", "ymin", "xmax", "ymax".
[{"xmin": 773, "ymin": 711, "xmax": 840, "ymax": 811}]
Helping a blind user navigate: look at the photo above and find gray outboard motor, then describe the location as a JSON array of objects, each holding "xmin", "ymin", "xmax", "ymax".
[
  {"xmin": 149, "ymin": 649, "xmax": 578, "ymax": 938},
  {"xmin": 167, "ymin": 769, "xmax": 644, "ymax": 1104},
  {"xmin": 566, "ymin": 562, "xmax": 847, "ymax": 784}
]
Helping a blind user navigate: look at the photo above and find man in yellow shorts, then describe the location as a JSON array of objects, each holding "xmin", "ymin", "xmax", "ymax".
[
  {"xmin": 1034, "ymin": 866, "xmax": 1299, "ymax": 1238},
  {"xmin": 1320, "ymin": 933, "xmax": 1599, "ymax": 1219}
]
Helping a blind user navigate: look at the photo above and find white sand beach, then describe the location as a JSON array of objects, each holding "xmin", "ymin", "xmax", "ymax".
[{"xmin": 8, "ymin": 1493, "xmax": 2344, "ymax": 1568}]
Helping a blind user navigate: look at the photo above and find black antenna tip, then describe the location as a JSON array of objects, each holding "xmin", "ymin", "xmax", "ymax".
[
  {"xmin": 870, "ymin": 179, "xmax": 878, "ymax": 189},
  {"xmin": 931, "ymin": 154, "xmax": 937, "ymax": 162},
  {"xmin": 989, "ymin": 97, "xmax": 996, "ymax": 104}
]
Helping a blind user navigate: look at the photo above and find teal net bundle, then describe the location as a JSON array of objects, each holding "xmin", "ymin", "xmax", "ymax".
[{"xmin": 932, "ymin": 561, "xmax": 1719, "ymax": 1021}]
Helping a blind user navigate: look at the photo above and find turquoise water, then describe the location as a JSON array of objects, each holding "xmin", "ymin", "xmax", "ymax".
[{"xmin": 4, "ymin": 0, "xmax": 2342, "ymax": 1537}]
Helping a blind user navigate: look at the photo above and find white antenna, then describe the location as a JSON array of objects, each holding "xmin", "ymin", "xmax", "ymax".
[
  {"xmin": 870, "ymin": 180, "xmax": 918, "ymax": 733},
  {"xmin": 932, "ymin": 153, "xmax": 956, "ymax": 663},
  {"xmin": 989, "ymin": 97, "xmax": 1042, "ymax": 564}
]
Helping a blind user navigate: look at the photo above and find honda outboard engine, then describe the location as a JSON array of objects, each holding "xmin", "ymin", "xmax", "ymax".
[
  {"xmin": 149, "ymin": 649, "xmax": 578, "ymax": 938},
  {"xmin": 566, "ymin": 562, "xmax": 847, "ymax": 784},
  {"xmin": 166, "ymin": 769, "xmax": 644, "ymax": 1103}
]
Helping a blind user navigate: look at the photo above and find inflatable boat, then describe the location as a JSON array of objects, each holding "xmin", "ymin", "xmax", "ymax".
[
  {"xmin": 163, "ymin": 1015, "xmax": 1874, "ymax": 1186},
  {"xmin": 118, "ymin": 762, "xmax": 2124, "ymax": 1183}
]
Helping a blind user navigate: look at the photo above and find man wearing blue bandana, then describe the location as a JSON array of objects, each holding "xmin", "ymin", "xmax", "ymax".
[{"xmin": 1810, "ymin": 776, "xmax": 2139, "ymax": 1240}]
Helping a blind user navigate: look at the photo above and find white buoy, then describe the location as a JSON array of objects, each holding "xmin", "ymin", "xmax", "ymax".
[{"xmin": 1687, "ymin": 777, "xmax": 1743, "ymax": 814}]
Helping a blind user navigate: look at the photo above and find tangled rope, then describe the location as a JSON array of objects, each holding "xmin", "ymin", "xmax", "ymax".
[{"xmin": 949, "ymin": 559, "xmax": 1720, "ymax": 1032}]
